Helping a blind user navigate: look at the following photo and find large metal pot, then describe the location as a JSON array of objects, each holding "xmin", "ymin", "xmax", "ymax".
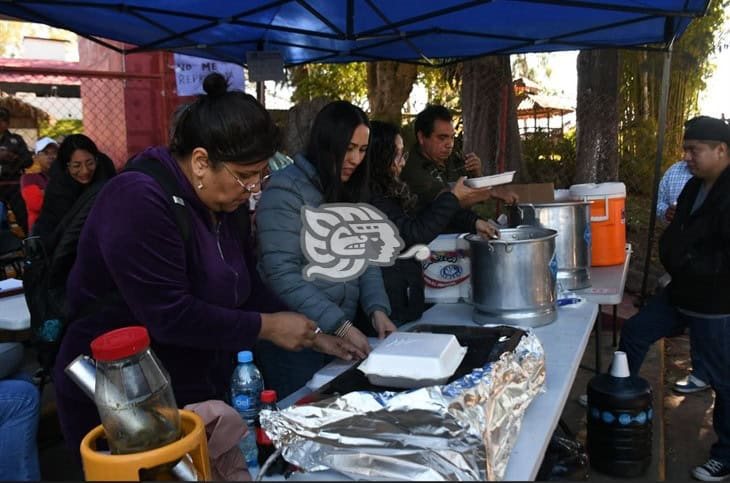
[
  {"xmin": 509, "ymin": 202, "xmax": 592, "ymax": 290},
  {"xmin": 466, "ymin": 226, "xmax": 558, "ymax": 328}
]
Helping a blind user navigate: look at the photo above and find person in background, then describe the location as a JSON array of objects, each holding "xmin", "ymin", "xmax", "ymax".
[
  {"xmin": 657, "ymin": 159, "xmax": 693, "ymax": 223},
  {"xmin": 256, "ymin": 101, "xmax": 397, "ymax": 398},
  {"xmin": 0, "ymin": 107, "xmax": 33, "ymax": 234},
  {"xmin": 0, "ymin": 342, "xmax": 40, "ymax": 481},
  {"xmin": 20, "ymin": 137, "xmax": 58, "ymax": 232},
  {"xmin": 367, "ymin": 120, "xmax": 497, "ymax": 325},
  {"xmin": 617, "ymin": 115, "xmax": 730, "ymax": 481},
  {"xmin": 655, "ymin": 158, "xmax": 709, "ymax": 395},
  {"xmin": 399, "ymin": 104, "xmax": 518, "ymax": 235},
  {"xmin": 31, "ymin": 134, "xmax": 116, "ymax": 244},
  {"xmin": 52, "ymin": 73, "xmax": 320, "ymax": 462}
]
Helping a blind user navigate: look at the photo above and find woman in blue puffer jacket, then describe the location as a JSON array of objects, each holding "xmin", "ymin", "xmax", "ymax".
[{"xmin": 256, "ymin": 101, "xmax": 397, "ymax": 397}]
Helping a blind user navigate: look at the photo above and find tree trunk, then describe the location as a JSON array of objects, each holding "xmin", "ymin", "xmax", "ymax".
[
  {"xmin": 366, "ymin": 61, "xmax": 418, "ymax": 125},
  {"xmin": 461, "ymin": 55, "xmax": 527, "ymax": 180},
  {"xmin": 575, "ymin": 49, "xmax": 620, "ymax": 183}
]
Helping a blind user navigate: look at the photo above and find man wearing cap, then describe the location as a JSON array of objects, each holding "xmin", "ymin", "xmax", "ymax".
[
  {"xmin": 0, "ymin": 107, "xmax": 34, "ymax": 233},
  {"xmin": 618, "ymin": 115, "xmax": 730, "ymax": 481},
  {"xmin": 655, "ymin": 157, "xmax": 711, "ymax": 395},
  {"xmin": 21, "ymin": 137, "xmax": 58, "ymax": 231}
]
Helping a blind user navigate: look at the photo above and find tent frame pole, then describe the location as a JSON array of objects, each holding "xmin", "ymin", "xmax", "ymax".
[{"xmin": 639, "ymin": 44, "xmax": 673, "ymax": 304}]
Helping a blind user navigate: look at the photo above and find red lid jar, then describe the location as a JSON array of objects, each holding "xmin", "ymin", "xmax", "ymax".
[{"xmin": 91, "ymin": 326, "xmax": 150, "ymax": 362}]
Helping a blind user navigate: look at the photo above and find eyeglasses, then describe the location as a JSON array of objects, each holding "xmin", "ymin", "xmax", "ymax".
[
  {"xmin": 67, "ymin": 158, "xmax": 97, "ymax": 173},
  {"xmin": 222, "ymin": 162, "xmax": 271, "ymax": 194}
]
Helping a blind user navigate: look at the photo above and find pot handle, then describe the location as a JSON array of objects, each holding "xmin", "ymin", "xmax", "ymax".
[
  {"xmin": 520, "ymin": 204, "xmax": 537, "ymax": 224},
  {"xmin": 583, "ymin": 195, "xmax": 609, "ymax": 222}
]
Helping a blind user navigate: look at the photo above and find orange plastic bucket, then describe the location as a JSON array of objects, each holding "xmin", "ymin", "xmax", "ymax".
[
  {"xmin": 80, "ymin": 410, "xmax": 211, "ymax": 481},
  {"xmin": 569, "ymin": 183, "xmax": 626, "ymax": 266}
]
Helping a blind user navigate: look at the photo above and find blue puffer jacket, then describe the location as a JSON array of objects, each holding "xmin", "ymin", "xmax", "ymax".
[{"xmin": 256, "ymin": 154, "xmax": 391, "ymax": 333}]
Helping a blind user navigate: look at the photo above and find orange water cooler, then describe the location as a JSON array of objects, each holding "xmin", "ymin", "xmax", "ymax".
[{"xmin": 569, "ymin": 182, "xmax": 626, "ymax": 266}]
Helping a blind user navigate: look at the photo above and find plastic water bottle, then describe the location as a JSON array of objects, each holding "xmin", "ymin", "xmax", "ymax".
[
  {"xmin": 239, "ymin": 429, "xmax": 259, "ymax": 477},
  {"xmin": 230, "ymin": 350, "xmax": 264, "ymax": 471}
]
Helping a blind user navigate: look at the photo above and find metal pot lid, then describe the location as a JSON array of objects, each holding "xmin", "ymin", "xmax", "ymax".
[
  {"xmin": 465, "ymin": 226, "xmax": 557, "ymax": 244},
  {"xmin": 514, "ymin": 201, "xmax": 591, "ymax": 208}
]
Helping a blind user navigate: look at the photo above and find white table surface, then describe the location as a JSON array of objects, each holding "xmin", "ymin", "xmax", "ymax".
[
  {"xmin": 278, "ymin": 300, "xmax": 599, "ymax": 481},
  {"xmin": 0, "ymin": 278, "xmax": 23, "ymax": 292},
  {"xmin": 574, "ymin": 243, "xmax": 633, "ymax": 305},
  {"xmin": 0, "ymin": 279, "xmax": 29, "ymax": 331}
]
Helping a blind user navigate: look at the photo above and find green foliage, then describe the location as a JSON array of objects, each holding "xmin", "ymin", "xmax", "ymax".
[
  {"xmin": 38, "ymin": 119, "xmax": 83, "ymax": 139},
  {"xmin": 618, "ymin": 117, "xmax": 658, "ymax": 195},
  {"xmin": 522, "ymin": 130, "xmax": 577, "ymax": 188},
  {"xmin": 288, "ymin": 63, "xmax": 368, "ymax": 107},
  {"xmin": 619, "ymin": 1, "xmax": 728, "ymax": 195},
  {"xmin": 417, "ymin": 65, "xmax": 461, "ymax": 110}
]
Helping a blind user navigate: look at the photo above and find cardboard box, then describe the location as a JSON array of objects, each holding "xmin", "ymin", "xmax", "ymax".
[{"xmin": 506, "ymin": 182, "xmax": 555, "ymax": 203}]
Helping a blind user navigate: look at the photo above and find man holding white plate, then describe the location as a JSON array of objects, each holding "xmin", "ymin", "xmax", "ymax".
[{"xmin": 400, "ymin": 104, "xmax": 518, "ymax": 236}]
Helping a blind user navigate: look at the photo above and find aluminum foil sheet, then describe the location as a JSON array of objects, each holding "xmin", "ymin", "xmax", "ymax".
[{"xmin": 261, "ymin": 331, "xmax": 545, "ymax": 481}]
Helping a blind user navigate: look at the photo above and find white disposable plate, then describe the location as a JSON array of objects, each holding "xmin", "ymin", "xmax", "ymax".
[
  {"xmin": 358, "ymin": 332, "xmax": 467, "ymax": 389},
  {"xmin": 464, "ymin": 170, "xmax": 516, "ymax": 189}
]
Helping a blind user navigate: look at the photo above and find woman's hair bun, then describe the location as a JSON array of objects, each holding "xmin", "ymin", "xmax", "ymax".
[{"xmin": 202, "ymin": 72, "xmax": 229, "ymax": 98}]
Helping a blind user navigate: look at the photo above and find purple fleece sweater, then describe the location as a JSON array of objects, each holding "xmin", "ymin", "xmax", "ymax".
[{"xmin": 54, "ymin": 147, "xmax": 282, "ymax": 407}]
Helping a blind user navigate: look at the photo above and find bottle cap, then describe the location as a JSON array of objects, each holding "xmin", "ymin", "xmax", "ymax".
[
  {"xmin": 91, "ymin": 326, "xmax": 150, "ymax": 362},
  {"xmin": 261, "ymin": 389, "xmax": 277, "ymax": 403},
  {"xmin": 610, "ymin": 351, "xmax": 630, "ymax": 378},
  {"xmin": 237, "ymin": 350, "xmax": 253, "ymax": 363}
]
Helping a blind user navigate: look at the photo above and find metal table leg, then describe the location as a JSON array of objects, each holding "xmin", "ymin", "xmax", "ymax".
[
  {"xmin": 595, "ymin": 306, "xmax": 603, "ymax": 373},
  {"xmin": 612, "ymin": 305, "xmax": 618, "ymax": 347}
]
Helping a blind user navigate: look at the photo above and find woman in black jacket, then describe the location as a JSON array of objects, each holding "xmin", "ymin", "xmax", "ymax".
[
  {"xmin": 32, "ymin": 134, "xmax": 116, "ymax": 246},
  {"xmin": 367, "ymin": 121, "xmax": 495, "ymax": 324}
]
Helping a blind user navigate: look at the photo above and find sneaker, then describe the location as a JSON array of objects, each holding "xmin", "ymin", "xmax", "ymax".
[
  {"xmin": 578, "ymin": 394, "xmax": 588, "ymax": 408},
  {"xmin": 674, "ymin": 374, "xmax": 710, "ymax": 394},
  {"xmin": 692, "ymin": 459, "xmax": 730, "ymax": 481}
]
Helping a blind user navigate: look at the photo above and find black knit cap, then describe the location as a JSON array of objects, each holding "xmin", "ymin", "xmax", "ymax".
[{"xmin": 684, "ymin": 115, "xmax": 730, "ymax": 144}]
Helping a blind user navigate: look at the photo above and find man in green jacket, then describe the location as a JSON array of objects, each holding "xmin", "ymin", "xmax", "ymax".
[{"xmin": 400, "ymin": 104, "xmax": 517, "ymax": 233}]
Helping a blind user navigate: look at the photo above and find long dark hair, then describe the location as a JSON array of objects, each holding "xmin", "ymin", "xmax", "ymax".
[
  {"xmin": 369, "ymin": 121, "xmax": 417, "ymax": 213},
  {"xmin": 170, "ymin": 73, "xmax": 279, "ymax": 167},
  {"xmin": 305, "ymin": 101, "xmax": 370, "ymax": 203},
  {"xmin": 33, "ymin": 134, "xmax": 116, "ymax": 242}
]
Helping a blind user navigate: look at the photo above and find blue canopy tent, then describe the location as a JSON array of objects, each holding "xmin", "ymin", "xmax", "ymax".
[
  {"xmin": 0, "ymin": 1, "xmax": 709, "ymax": 65},
  {"xmin": 0, "ymin": 0, "xmax": 713, "ymax": 298}
]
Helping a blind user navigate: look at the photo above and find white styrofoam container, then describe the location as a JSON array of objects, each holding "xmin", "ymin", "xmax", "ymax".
[
  {"xmin": 464, "ymin": 170, "xmax": 516, "ymax": 188},
  {"xmin": 306, "ymin": 338, "xmax": 381, "ymax": 390},
  {"xmin": 358, "ymin": 332, "xmax": 467, "ymax": 388},
  {"xmin": 423, "ymin": 233, "xmax": 472, "ymax": 303}
]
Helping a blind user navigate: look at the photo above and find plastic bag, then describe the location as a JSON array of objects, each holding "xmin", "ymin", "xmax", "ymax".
[{"xmin": 536, "ymin": 422, "xmax": 589, "ymax": 481}]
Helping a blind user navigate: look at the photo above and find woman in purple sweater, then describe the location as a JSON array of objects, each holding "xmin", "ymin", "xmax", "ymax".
[{"xmin": 53, "ymin": 74, "xmax": 322, "ymax": 461}]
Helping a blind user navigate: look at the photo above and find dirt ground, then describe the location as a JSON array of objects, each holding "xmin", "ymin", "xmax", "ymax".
[{"xmin": 558, "ymin": 293, "xmax": 717, "ymax": 482}]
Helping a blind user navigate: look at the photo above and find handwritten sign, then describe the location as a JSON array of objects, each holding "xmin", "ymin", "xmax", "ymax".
[{"xmin": 173, "ymin": 54, "xmax": 245, "ymax": 96}]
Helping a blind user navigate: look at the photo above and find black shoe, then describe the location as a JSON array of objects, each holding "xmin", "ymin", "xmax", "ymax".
[{"xmin": 692, "ymin": 459, "xmax": 730, "ymax": 481}]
